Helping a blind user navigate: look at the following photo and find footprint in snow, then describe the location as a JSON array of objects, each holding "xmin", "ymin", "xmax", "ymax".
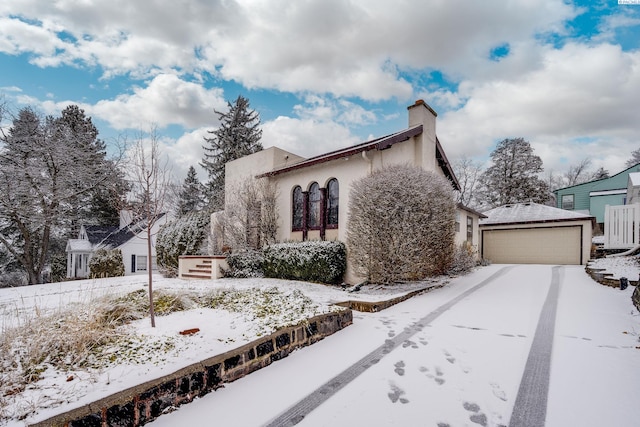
[
  {"xmin": 443, "ymin": 350, "xmax": 456, "ymax": 364},
  {"xmin": 394, "ymin": 360, "xmax": 405, "ymax": 376},
  {"xmin": 491, "ymin": 382, "xmax": 508, "ymax": 401},
  {"xmin": 463, "ymin": 402, "xmax": 488, "ymax": 427},
  {"xmin": 387, "ymin": 382, "xmax": 409, "ymax": 404}
]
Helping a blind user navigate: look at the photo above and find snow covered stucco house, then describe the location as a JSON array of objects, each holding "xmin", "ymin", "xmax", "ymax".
[
  {"xmin": 215, "ymin": 100, "xmax": 484, "ymax": 283},
  {"xmin": 66, "ymin": 211, "xmax": 167, "ymax": 279}
]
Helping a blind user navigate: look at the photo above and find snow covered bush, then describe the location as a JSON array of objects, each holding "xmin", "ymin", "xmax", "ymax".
[
  {"xmin": 263, "ymin": 241, "xmax": 346, "ymax": 284},
  {"xmin": 347, "ymin": 165, "xmax": 456, "ymax": 284},
  {"xmin": 88, "ymin": 249, "xmax": 125, "ymax": 278},
  {"xmin": 448, "ymin": 242, "xmax": 477, "ymax": 275},
  {"xmin": 223, "ymin": 250, "xmax": 265, "ymax": 278},
  {"xmin": 156, "ymin": 211, "xmax": 210, "ymax": 277}
]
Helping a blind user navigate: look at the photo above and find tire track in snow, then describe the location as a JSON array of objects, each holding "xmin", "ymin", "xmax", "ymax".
[
  {"xmin": 263, "ymin": 266, "xmax": 516, "ymax": 427},
  {"xmin": 508, "ymin": 265, "xmax": 562, "ymax": 427}
]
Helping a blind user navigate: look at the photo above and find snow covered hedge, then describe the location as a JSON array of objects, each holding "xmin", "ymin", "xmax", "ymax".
[
  {"xmin": 88, "ymin": 249, "xmax": 125, "ymax": 278},
  {"xmin": 156, "ymin": 211, "xmax": 210, "ymax": 277},
  {"xmin": 347, "ymin": 165, "xmax": 456, "ymax": 284},
  {"xmin": 223, "ymin": 250, "xmax": 265, "ymax": 278},
  {"xmin": 263, "ymin": 241, "xmax": 346, "ymax": 284}
]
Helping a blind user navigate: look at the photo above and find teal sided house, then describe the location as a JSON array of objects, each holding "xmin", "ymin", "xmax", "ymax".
[{"xmin": 554, "ymin": 163, "xmax": 640, "ymax": 230}]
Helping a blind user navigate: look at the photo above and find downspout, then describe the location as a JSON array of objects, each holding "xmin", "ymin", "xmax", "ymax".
[{"xmin": 362, "ymin": 150, "xmax": 373, "ymax": 174}]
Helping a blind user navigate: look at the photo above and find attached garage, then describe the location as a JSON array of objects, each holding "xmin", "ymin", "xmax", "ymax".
[{"xmin": 480, "ymin": 202, "xmax": 594, "ymax": 265}]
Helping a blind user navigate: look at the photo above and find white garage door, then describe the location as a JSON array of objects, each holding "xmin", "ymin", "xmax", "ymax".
[{"xmin": 482, "ymin": 226, "xmax": 582, "ymax": 265}]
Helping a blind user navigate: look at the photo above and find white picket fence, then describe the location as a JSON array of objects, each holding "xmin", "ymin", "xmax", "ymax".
[{"xmin": 604, "ymin": 203, "xmax": 640, "ymax": 249}]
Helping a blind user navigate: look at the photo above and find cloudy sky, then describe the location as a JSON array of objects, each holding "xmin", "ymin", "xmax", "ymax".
[{"xmin": 1, "ymin": 0, "xmax": 639, "ymax": 182}]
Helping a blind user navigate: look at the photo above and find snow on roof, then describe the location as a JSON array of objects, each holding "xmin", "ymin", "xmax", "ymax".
[
  {"xmin": 628, "ymin": 172, "xmax": 640, "ymax": 186},
  {"xmin": 480, "ymin": 202, "xmax": 593, "ymax": 225},
  {"xmin": 67, "ymin": 239, "xmax": 92, "ymax": 252}
]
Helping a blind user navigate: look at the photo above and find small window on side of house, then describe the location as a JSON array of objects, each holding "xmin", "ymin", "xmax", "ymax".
[
  {"xmin": 561, "ymin": 194, "xmax": 574, "ymax": 210},
  {"xmin": 136, "ymin": 255, "xmax": 147, "ymax": 272},
  {"xmin": 466, "ymin": 216, "xmax": 473, "ymax": 242}
]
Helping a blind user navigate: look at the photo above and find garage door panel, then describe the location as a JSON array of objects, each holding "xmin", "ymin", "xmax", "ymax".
[{"xmin": 483, "ymin": 227, "xmax": 581, "ymax": 265}]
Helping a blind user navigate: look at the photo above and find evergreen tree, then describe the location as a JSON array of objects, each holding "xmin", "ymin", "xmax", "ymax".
[
  {"xmin": 0, "ymin": 105, "xmax": 121, "ymax": 284},
  {"xmin": 176, "ymin": 166, "xmax": 205, "ymax": 216},
  {"xmin": 201, "ymin": 96, "xmax": 263, "ymax": 210},
  {"xmin": 477, "ymin": 138, "xmax": 549, "ymax": 208}
]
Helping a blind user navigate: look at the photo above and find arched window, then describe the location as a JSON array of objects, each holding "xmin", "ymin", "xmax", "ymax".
[
  {"xmin": 292, "ymin": 186, "xmax": 303, "ymax": 230},
  {"xmin": 326, "ymin": 178, "xmax": 339, "ymax": 228},
  {"xmin": 307, "ymin": 182, "xmax": 321, "ymax": 228}
]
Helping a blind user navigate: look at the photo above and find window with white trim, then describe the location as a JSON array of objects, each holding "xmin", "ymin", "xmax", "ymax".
[{"xmin": 561, "ymin": 194, "xmax": 574, "ymax": 210}]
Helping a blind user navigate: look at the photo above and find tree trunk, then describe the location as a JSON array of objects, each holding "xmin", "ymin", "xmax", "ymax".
[{"xmin": 147, "ymin": 226, "xmax": 156, "ymax": 327}]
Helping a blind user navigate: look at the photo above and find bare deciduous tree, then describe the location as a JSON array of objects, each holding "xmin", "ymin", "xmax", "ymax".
[
  {"xmin": 452, "ymin": 155, "xmax": 483, "ymax": 208},
  {"xmin": 122, "ymin": 126, "xmax": 172, "ymax": 327},
  {"xmin": 211, "ymin": 177, "xmax": 278, "ymax": 253}
]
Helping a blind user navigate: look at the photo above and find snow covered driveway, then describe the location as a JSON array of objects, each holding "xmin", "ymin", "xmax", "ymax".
[{"xmin": 150, "ymin": 265, "xmax": 639, "ymax": 427}]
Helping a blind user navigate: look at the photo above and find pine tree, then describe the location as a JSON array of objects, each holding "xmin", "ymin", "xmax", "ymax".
[
  {"xmin": 201, "ymin": 96, "xmax": 263, "ymax": 210},
  {"xmin": 477, "ymin": 138, "xmax": 549, "ymax": 208},
  {"xmin": 177, "ymin": 165, "xmax": 205, "ymax": 216}
]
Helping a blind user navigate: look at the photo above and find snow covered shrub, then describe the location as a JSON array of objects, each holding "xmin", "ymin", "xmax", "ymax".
[
  {"xmin": 0, "ymin": 271, "xmax": 27, "ymax": 288},
  {"xmin": 448, "ymin": 242, "xmax": 477, "ymax": 275},
  {"xmin": 223, "ymin": 250, "xmax": 265, "ymax": 278},
  {"xmin": 262, "ymin": 241, "xmax": 346, "ymax": 284},
  {"xmin": 156, "ymin": 211, "xmax": 210, "ymax": 277},
  {"xmin": 347, "ymin": 165, "xmax": 456, "ymax": 284},
  {"xmin": 88, "ymin": 249, "xmax": 125, "ymax": 278}
]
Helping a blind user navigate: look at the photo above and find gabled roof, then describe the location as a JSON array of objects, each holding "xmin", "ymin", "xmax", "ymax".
[
  {"xmin": 480, "ymin": 202, "xmax": 593, "ymax": 226},
  {"xmin": 98, "ymin": 213, "xmax": 166, "ymax": 249},
  {"xmin": 457, "ymin": 203, "xmax": 487, "ymax": 219},
  {"xmin": 67, "ymin": 239, "xmax": 92, "ymax": 252},
  {"xmin": 554, "ymin": 162, "xmax": 640, "ymax": 193},
  {"xmin": 84, "ymin": 225, "xmax": 119, "ymax": 245},
  {"xmin": 256, "ymin": 125, "xmax": 460, "ymax": 191}
]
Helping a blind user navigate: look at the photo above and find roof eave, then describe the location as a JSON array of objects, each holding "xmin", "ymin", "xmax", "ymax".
[{"xmin": 256, "ymin": 125, "xmax": 423, "ymax": 178}]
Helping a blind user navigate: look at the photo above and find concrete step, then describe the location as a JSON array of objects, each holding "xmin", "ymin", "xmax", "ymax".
[{"xmin": 181, "ymin": 273, "xmax": 211, "ymax": 279}]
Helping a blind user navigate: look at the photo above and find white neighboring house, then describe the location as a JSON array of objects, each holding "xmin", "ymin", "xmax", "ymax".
[
  {"xmin": 65, "ymin": 211, "xmax": 168, "ymax": 278},
  {"xmin": 603, "ymin": 172, "xmax": 640, "ymax": 250}
]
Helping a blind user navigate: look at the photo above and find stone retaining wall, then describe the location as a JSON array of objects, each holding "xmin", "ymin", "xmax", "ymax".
[
  {"xmin": 334, "ymin": 285, "xmax": 443, "ymax": 312},
  {"xmin": 30, "ymin": 310, "xmax": 353, "ymax": 427},
  {"xmin": 585, "ymin": 265, "xmax": 639, "ymax": 288}
]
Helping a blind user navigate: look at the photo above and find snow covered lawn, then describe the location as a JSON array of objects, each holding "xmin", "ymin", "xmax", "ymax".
[{"xmin": 0, "ymin": 274, "xmax": 445, "ymax": 426}]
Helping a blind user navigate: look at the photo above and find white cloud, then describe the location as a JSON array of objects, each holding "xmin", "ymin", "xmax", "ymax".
[
  {"xmin": 438, "ymin": 42, "xmax": 640, "ymax": 174},
  {"xmin": 87, "ymin": 74, "xmax": 225, "ymax": 130},
  {"xmin": 162, "ymin": 128, "xmax": 209, "ymax": 181},
  {"xmin": 261, "ymin": 116, "xmax": 360, "ymax": 158},
  {"xmin": 1, "ymin": 0, "xmax": 578, "ymax": 99}
]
